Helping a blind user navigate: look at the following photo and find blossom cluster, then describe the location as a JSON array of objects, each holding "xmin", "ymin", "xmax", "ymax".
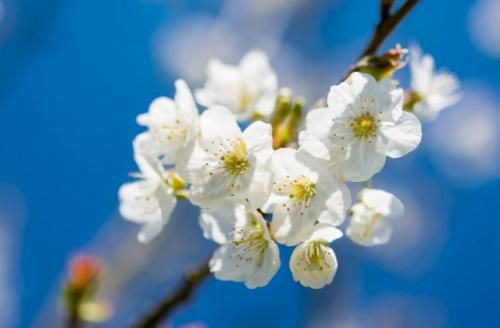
[{"xmin": 119, "ymin": 48, "xmax": 459, "ymax": 289}]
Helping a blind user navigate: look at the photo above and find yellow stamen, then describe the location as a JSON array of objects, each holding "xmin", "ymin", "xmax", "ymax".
[
  {"xmin": 350, "ymin": 113, "xmax": 378, "ymax": 138},
  {"xmin": 221, "ymin": 139, "xmax": 250, "ymax": 176}
]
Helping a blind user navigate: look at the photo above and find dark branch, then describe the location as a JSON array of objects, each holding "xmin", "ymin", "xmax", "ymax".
[
  {"xmin": 132, "ymin": 258, "xmax": 211, "ymax": 328},
  {"xmin": 341, "ymin": 0, "xmax": 420, "ymax": 81},
  {"xmin": 361, "ymin": 0, "xmax": 419, "ymax": 58},
  {"xmin": 66, "ymin": 310, "xmax": 82, "ymax": 328},
  {"xmin": 380, "ymin": 0, "xmax": 395, "ymax": 21}
]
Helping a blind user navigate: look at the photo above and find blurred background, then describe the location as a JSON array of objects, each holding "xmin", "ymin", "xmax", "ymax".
[{"xmin": 1, "ymin": 0, "xmax": 499, "ymax": 327}]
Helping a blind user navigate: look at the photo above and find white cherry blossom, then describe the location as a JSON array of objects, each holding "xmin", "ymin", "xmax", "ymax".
[
  {"xmin": 346, "ymin": 188, "xmax": 404, "ymax": 246},
  {"xmin": 409, "ymin": 46, "xmax": 461, "ymax": 121},
  {"xmin": 299, "ymin": 72, "xmax": 422, "ymax": 182},
  {"xmin": 136, "ymin": 79, "xmax": 199, "ymax": 168},
  {"xmin": 195, "ymin": 50, "xmax": 278, "ymax": 121},
  {"xmin": 118, "ymin": 134, "xmax": 180, "ymax": 243},
  {"xmin": 262, "ymin": 148, "xmax": 351, "ymax": 246},
  {"xmin": 186, "ymin": 106, "xmax": 273, "ymax": 208},
  {"xmin": 290, "ymin": 224, "xmax": 342, "ymax": 289},
  {"xmin": 206, "ymin": 203, "xmax": 280, "ymax": 289}
]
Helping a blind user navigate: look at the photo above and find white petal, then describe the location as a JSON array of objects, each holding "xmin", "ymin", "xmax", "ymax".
[
  {"xmin": 174, "ymin": 79, "xmax": 198, "ymax": 122},
  {"xmin": 209, "ymin": 241, "xmax": 280, "ymax": 289},
  {"xmin": 137, "ymin": 222, "xmax": 165, "ymax": 244},
  {"xmin": 119, "ymin": 180, "xmax": 175, "ymax": 243},
  {"xmin": 380, "ymin": 111, "xmax": 422, "ymax": 158},
  {"xmin": 349, "ymin": 203, "xmax": 373, "ymax": 224},
  {"xmin": 245, "ymin": 165, "xmax": 272, "ymax": 209},
  {"xmin": 341, "ymin": 139, "xmax": 386, "ymax": 182},
  {"xmin": 328, "ymin": 72, "xmax": 374, "ymax": 117},
  {"xmin": 299, "ymin": 108, "xmax": 336, "ymax": 160},
  {"xmin": 196, "ymin": 59, "xmax": 243, "ymax": 114},
  {"xmin": 270, "ymin": 206, "xmax": 317, "ymax": 246},
  {"xmin": 271, "ymin": 148, "xmax": 315, "ymax": 179},
  {"xmin": 347, "ymin": 217, "xmax": 392, "ymax": 246},
  {"xmin": 242, "ymin": 121, "xmax": 273, "ymax": 154},
  {"xmin": 199, "ymin": 106, "xmax": 241, "ymax": 139},
  {"xmin": 244, "ymin": 242, "xmax": 280, "ymax": 289},
  {"xmin": 311, "ymin": 178, "xmax": 350, "ymax": 226},
  {"xmin": 137, "ymin": 97, "xmax": 176, "ymax": 126},
  {"xmin": 199, "ymin": 202, "xmax": 246, "ymax": 244},
  {"xmin": 307, "ymin": 224, "xmax": 343, "ymax": 243},
  {"xmin": 359, "ymin": 188, "xmax": 404, "ymax": 218},
  {"xmin": 410, "ymin": 46, "xmax": 435, "ymax": 93},
  {"xmin": 240, "ymin": 50, "xmax": 277, "ymax": 95},
  {"xmin": 118, "ymin": 181, "xmax": 160, "ymax": 223},
  {"xmin": 155, "ymin": 184, "xmax": 176, "ymax": 224},
  {"xmin": 132, "ymin": 132, "xmax": 169, "ymax": 166}
]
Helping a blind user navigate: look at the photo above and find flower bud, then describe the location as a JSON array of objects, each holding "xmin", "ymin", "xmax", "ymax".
[
  {"xmin": 68, "ymin": 254, "xmax": 100, "ymax": 291},
  {"xmin": 270, "ymin": 88, "xmax": 293, "ymax": 128},
  {"xmin": 357, "ymin": 44, "xmax": 408, "ymax": 80},
  {"xmin": 271, "ymin": 91, "xmax": 304, "ymax": 149},
  {"xmin": 63, "ymin": 254, "xmax": 100, "ymax": 315}
]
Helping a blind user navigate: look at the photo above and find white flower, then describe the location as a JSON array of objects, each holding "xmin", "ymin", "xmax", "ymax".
[
  {"xmin": 118, "ymin": 134, "xmax": 178, "ymax": 243},
  {"xmin": 299, "ymin": 72, "xmax": 422, "ymax": 182},
  {"xmin": 136, "ymin": 79, "xmax": 199, "ymax": 168},
  {"xmin": 409, "ymin": 46, "xmax": 461, "ymax": 121},
  {"xmin": 262, "ymin": 148, "xmax": 351, "ymax": 246},
  {"xmin": 290, "ymin": 224, "xmax": 342, "ymax": 289},
  {"xmin": 186, "ymin": 106, "xmax": 273, "ymax": 208},
  {"xmin": 346, "ymin": 188, "xmax": 404, "ymax": 246},
  {"xmin": 195, "ymin": 50, "xmax": 278, "ymax": 121},
  {"xmin": 205, "ymin": 203, "xmax": 280, "ymax": 289}
]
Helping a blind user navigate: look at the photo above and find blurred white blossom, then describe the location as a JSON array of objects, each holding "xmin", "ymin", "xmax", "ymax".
[
  {"xmin": 119, "ymin": 135, "xmax": 179, "ymax": 243},
  {"xmin": 346, "ymin": 188, "xmax": 404, "ymax": 246},
  {"xmin": 408, "ymin": 46, "xmax": 461, "ymax": 121},
  {"xmin": 196, "ymin": 50, "xmax": 278, "ymax": 120},
  {"xmin": 427, "ymin": 84, "xmax": 500, "ymax": 185}
]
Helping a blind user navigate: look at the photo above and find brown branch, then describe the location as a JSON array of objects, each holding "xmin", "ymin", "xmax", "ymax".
[
  {"xmin": 66, "ymin": 311, "xmax": 82, "ymax": 328},
  {"xmin": 341, "ymin": 0, "xmax": 420, "ymax": 81},
  {"xmin": 132, "ymin": 258, "xmax": 211, "ymax": 328}
]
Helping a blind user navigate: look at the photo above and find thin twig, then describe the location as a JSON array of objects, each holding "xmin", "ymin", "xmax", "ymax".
[
  {"xmin": 67, "ymin": 310, "xmax": 82, "ymax": 328},
  {"xmin": 132, "ymin": 258, "xmax": 211, "ymax": 328},
  {"xmin": 341, "ymin": 0, "xmax": 420, "ymax": 81}
]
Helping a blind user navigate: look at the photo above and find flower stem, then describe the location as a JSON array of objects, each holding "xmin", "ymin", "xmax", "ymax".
[
  {"xmin": 341, "ymin": 0, "xmax": 420, "ymax": 81},
  {"xmin": 66, "ymin": 310, "xmax": 82, "ymax": 328},
  {"xmin": 132, "ymin": 258, "xmax": 211, "ymax": 328}
]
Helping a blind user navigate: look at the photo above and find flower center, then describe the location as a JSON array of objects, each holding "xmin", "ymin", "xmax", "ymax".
[
  {"xmin": 157, "ymin": 118, "xmax": 188, "ymax": 144},
  {"xmin": 239, "ymin": 89, "xmax": 256, "ymax": 110},
  {"xmin": 304, "ymin": 241, "xmax": 332, "ymax": 271},
  {"xmin": 231, "ymin": 213, "xmax": 268, "ymax": 266},
  {"xmin": 221, "ymin": 139, "xmax": 250, "ymax": 176},
  {"xmin": 289, "ymin": 178, "xmax": 316, "ymax": 202},
  {"xmin": 350, "ymin": 113, "xmax": 378, "ymax": 138}
]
